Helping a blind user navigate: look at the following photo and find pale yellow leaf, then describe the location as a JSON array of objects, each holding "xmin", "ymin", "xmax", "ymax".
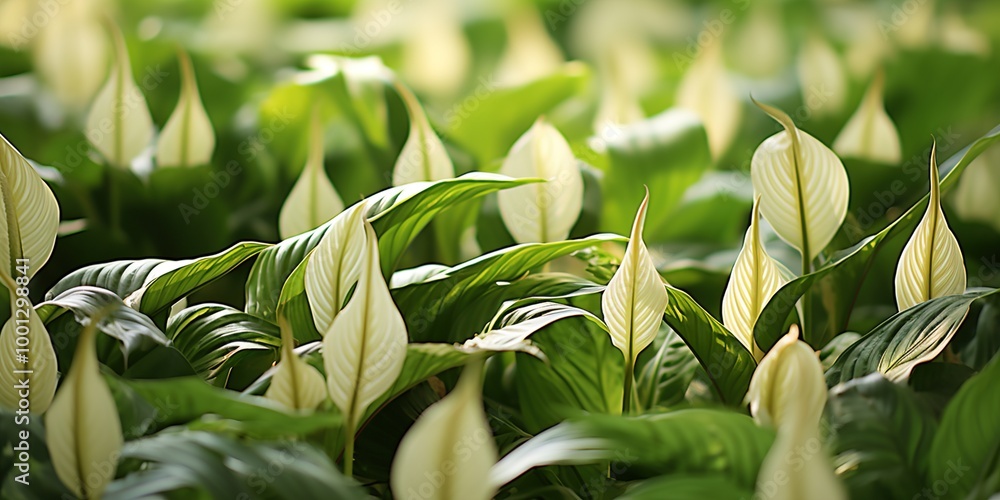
[
  {"xmin": 495, "ymin": 6, "xmax": 564, "ymax": 86},
  {"xmin": 391, "ymin": 82, "xmax": 455, "ymax": 186},
  {"xmin": 156, "ymin": 50, "xmax": 215, "ymax": 168},
  {"xmin": 833, "ymin": 72, "xmax": 902, "ymax": 165},
  {"xmin": 0, "ymin": 304, "xmax": 57, "ymax": 413},
  {"xmin": 265, "ymin": 316, "xmax": 327, "ymax": 411},
  {"xmin": 323, "ymin": 220, "xmax": 407, "ymax": 427},
  {"xmin": 751, "ymin": 101, "xmax": 849, "ymax": 262},
  {"xmin": 722, "ymin": 198, "xmax": 786, "ymax": 361},
  {"xmin": 45, "ymin": 319, "xmax": 123, "ymax": 499},
  {"xmin": 497, "ymin": 118, "xmax": 583, "ymax": 243},
  {"xmin": 676, "ymin": 40, "xmax": 741, "ymax": 159},
  {"xmin": 279, "ymin": 114, "xmax": 344, "ymax": 239},
  {"xmin": 401, "ymin": 1, "xmax": 469, "ymax": 96},
  {"xmin": 601, "ymin": 190, "xmax": 668, "ymax": 365},
  {"xmin": 32, "ymin": 0, "xmax": 108, "ymax": 110},
  {"xmin": 951, "ymin": 147, "xmax": 1000, "ymax": 232},
  {"xmin": 391, "ymin": 361, "xmax": 497, "ymax": 500},
  {"xmin": 796, "ymin": 35, "xmax": 846, "ymax": 116},
  {"xmin": 85, "ymin": 24, "xmax": 154, "ymax": 169},
  {"xmin": 304, "ymin": 201, "xmax": 367, "ymax": 334},
  {"xmin": 747, "ymin": 326, "xmax": 846, "ymax": 500},
  {"xmin": 0, "ymin": 132, "xmax": 60, "ymax": 287},
  {"xmin": 895, "ymin": 145, "xmax": 966, "ymax": 310}
]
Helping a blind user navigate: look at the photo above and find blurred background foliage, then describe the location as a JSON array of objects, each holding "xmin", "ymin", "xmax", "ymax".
[{"xmin": 1, "ymin": 0, "xmax": 999, "ymax": 331}]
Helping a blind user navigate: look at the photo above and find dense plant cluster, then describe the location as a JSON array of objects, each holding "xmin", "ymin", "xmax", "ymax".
[{"xmin": 2, "ymin": 0, "xmax": 1000, "ymax": 499}]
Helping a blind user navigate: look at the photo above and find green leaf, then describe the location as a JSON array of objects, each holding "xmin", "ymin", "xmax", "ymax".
[
  {"xmin": 37, "ymin": 286, "xmax": 176, "ymax": 374},
  {"xmin": 636, "ymin": 328, "xmax": 701, "ymax": 410},
  {"xmin": 754, "ymin": 124, "xmax": 1000, "ymax": 351},
  {"xmin": 961, "ymin": 299, "xmax": 1000, "ymax": 370},
  {"xmin": 601, "ymin": 109, "xmax": 711, "ymax": 241},
  {"xmin": 825, "ymin": 373, "xmax": 937, "ymax": 498},
  {"xmin": 46, "ymin": 241, "xmax": 269, "ymax": 316},
  {"xmin": 104, "ymin": 431, "xmax": 367, "ymax": 500},
  {"xmin": 490, "ymin": 409, "xmax": 774, "ymax": 489},
  {"xmin": 514, "ymin": 311, "xmax": 623, "ymax": 433},
  {"xmin": 662, "ymin": 285, "xmax": 756, "ymax": 406},
  {"xmin": 826, "ymin": 289, "xmax": 997, "ymax": 386},
  {"xmin": 245, "ymin": 173, "xmax": 538, "ymax": 322},
  {"xmin": 166, "ymin": 303, "xmax": 280, "ymax": 377},
  {"xmin": 929, "ymin": 355, "xmax": 1000, "ymax": 499},
  {"xmin": 110, "ymin": 376, "xmax": 341, "ymax": 438},
  {"xmin": 619, "ymin": 474, "xmax": 752, "ymax": 500},
  {"xmin": 392, "ymin": 234, "xmax": 621, "ymax": 343}
]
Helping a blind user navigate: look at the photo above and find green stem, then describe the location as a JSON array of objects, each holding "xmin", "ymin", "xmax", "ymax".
[
  {"xmin": 800, "ymin": 255, "xmax": 812, "ymax": 338},
  {"xmin": 621, "ymin": 360, "xmax": 633, "ymax": 415},
  {"xmin": 343, "ymin": 421, "xmax": 355, "ymax": 479}
]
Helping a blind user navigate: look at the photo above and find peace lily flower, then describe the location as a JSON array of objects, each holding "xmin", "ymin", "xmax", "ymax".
[
  {"xmin": 32, "ymin": 0, "xmax": 109, "ymax": 111},
  {"xmin": 747, "ymin": 326, "xmax": 847, "ymax": 500},
  {"xmin": 833, "ymin": 72, "xmax": 902, "ymax": 165},
  {"xmin": 497, "ymin": 118, "xmax": 583, "ymax": 244},
  {"xmin": 722, "ymin": 197, "xmax": 786, "ymax": 361},
  {"xmin": 85, "ymin": 24, "xmax": 154, "ymax": 169},
  {"xmin": 156, "ymin": 50, "xmax": 215, "ymax": 168},
  {"xmin": 895, "ymin": 144, "xmax": 966, "ymax": 310}
]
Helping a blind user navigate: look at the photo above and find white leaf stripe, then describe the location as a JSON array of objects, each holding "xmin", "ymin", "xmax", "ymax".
[
  {"xmin": 278, "ymin": 113, "xmax": 345, "ymax": 239},
  {"xmin": 304, "ymin": 202, "xmax": 366, "ymax": 335},
  {"xmin": 391, "ymin": 361, "xmax": 497, "ymax": 500},
  {"xmin": 0, "ymin": 132, "xmax": 60, "ymax": 286},
  {"xmin": 323, "ymin": 220, "xmax": 407, "ymax": 426},
  {"xmin": 895, "ymin": 144, "xmax": 967, "ymax": 310},
  {"xmin": 45, "ymin": 317, "xmax": 123, "ymax": 499},
  {"xmin": 722, "ymin": 198, "xmax": 785, "ymax": 360},
  {"xmin": 751, "ymin": 101, "xmax": 849, "ymax": 262},
  {"xmin": 601, "ymin": 190, "xmax": 668, "ymax": 364}
]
